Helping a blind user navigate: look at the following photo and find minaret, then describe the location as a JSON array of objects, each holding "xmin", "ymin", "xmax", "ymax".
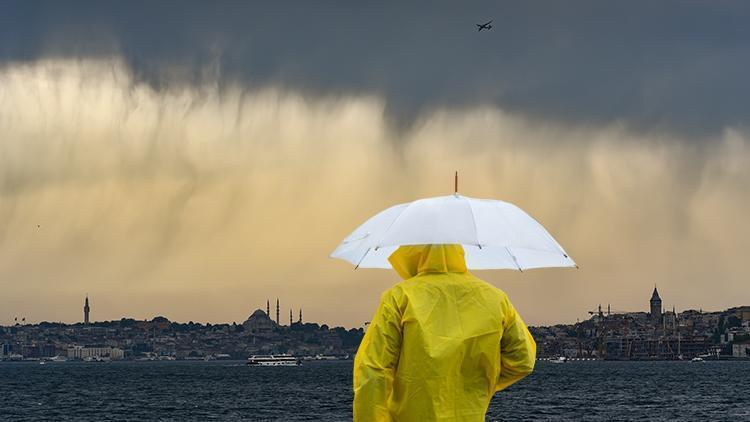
[
  {"xmin": 299, "ymin": 308, "xmax": 302, "ymax": 324},
  {"xmin": 84, "ymin": 295, "xmax": 90, "ymax": 325},
  {"xmin": 289, "ymin": 308, "xmax": 293, "ymax": 325},
  {"xmin": 266, "ymin": 299, "xmax": 270, "ymax": 316},
  {"xmin": 276, "ymin": 298, "xmax": 280, "ymax": 325}
]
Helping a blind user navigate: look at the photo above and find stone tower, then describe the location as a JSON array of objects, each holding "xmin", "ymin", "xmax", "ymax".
[
  {"xmin": 299, "ymin": 308, "xmax": 302, "ymax": 324},
  {"xmin": 289, "ymin": 308, "xmax": 293, "ymax": 326},
  {"xmin": 266, "ymin": 299, "xmax": 270, "ymax": 316},
  {"xmin": 650, "ymin": 286, "xmax": 662, "ymax": 324},
  {"xmin": 84, "ymin": 295, "xmax": 90, "ymax": 325},
  {"xmin": 276, "ymin": 298, "xmax": 280, "ymax": 325}
]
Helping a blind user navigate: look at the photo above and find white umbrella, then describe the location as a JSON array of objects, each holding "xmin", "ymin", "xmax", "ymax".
[{"xmin": 330, "ymin": 193, "xmax": 576, "ymax": 271}]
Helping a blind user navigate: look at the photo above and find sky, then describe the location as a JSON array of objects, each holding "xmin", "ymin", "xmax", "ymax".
[{"xmin": 1, "ymin": 1, "xmax": 749, "ymax": 328}]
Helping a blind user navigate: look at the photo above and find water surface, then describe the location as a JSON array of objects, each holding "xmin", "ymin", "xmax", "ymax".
[{"xmin": 1, "ymin": 360, "xmax": 748, "ymax": 421}]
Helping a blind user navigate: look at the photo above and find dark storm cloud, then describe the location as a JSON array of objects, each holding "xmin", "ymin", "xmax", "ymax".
[{"xmin": 2, "ymin": 0, "xmax": 750, "ymax": 135}]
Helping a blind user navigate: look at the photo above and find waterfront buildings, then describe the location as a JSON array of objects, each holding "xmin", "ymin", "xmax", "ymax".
[
  {"xmin": 532, "ymin": 289, "xmax": 750, "ymax": 360},
  {"xmin": 0, "ymin": 303, "xmax": 363, "ymax": 361},
  {"xmin": 733, "ymin": 341, "xmax": 750, "ymax": 358},
  {"xmin": 1, "ymin": 294, "xmax": 748, "ymax": 361},
  {"xmin": 68, "ymin": 345, "xmax": 124, "ymax": 360}
]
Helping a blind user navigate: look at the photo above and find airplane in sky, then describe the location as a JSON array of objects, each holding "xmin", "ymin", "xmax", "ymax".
[{"xmin": 476, "ymin": 20, "xmax": 493, "ymax": 32}]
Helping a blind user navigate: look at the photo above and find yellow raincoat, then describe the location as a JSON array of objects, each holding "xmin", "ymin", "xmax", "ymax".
[{"xmin": 353, "ymin": 244, "xmax": 536, "ymax": 421}]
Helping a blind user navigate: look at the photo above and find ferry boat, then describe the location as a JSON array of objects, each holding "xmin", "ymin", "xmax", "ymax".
[{"xmin": 247, "ymin": 354, "xmax": 301, "ymax": 366}]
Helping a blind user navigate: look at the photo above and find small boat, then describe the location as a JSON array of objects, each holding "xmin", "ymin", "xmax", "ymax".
[
  {"xmin": 247, "ymin": 354, "xmax": 301, "ymax": 366},
  {"xmin": 314, "ymin": 354, "xmax": 338, "ymax": 360},
  {"xmin": 691, "ymin": 357, "xmax": 704, "ymax": 362},
  {"xmin": 551, "ymin": 356, "xmax": 567, "ymax": 364},
  {"xmin": 83, "ymin": 356, "xmax": 110, "ymax": 363}
]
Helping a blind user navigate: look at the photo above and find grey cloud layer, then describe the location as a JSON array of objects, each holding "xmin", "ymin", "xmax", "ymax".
[{"xmin": 3, "ymin": 0, "xmax": 750, "ymax": 135}]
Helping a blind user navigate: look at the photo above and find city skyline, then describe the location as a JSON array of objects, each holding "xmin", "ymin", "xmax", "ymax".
[
  {"xmin": 2, "ymin": 289, "xmax": 746, "ymax": 330},
  {"xmin": 4, "ymin": 295, "xmax": 313, "ymax": 327},
  {"xmin": 3, "ymin": 285, "xmax": 748, "ymax": 362}
]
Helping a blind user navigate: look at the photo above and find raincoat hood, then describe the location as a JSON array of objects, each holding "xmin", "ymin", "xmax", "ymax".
[{"xmin": 387, "ymin": 244, "xmax": 468, "ymax": 279}]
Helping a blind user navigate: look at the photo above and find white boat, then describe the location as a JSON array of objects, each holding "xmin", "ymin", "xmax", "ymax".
[
  {"xmin": 551, "ymin": 356, "xmax": 567, "ymax": 364},
  {"xmin": 691, "ymin": 357, "xmax": 704, "ymax": 362},
  {"xmin": 247, "ymin": 354, "xmax": 301, "ymax": 366},
  {"xmin": 314, "ymin": 354, "xmax": 338, "ymax": 360},
  {"xmin": 83, "ymin": 356, "xmax": 110, "ymax": 362}
]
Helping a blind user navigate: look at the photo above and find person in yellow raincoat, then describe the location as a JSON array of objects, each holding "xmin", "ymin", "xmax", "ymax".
[{"xmin": 353, "ymin": 244, "xmax": 536, "ymax": 421}]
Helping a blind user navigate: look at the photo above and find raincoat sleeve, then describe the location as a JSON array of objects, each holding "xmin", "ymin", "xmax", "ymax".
[
  {"xmin": 353, "ymin": 289, "xmax": 403, "ymax": 422},
  {"xmin": 495, "ymin": 298, "xmax": 536, "ymax": 392}
]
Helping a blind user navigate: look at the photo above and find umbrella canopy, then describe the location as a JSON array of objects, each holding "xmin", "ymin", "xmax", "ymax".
[{"xmin": 330, "ymin": 194, "xmax": 576, "ymax": 271}]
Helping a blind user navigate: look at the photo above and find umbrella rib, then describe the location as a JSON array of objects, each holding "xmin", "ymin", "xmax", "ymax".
[
  {"xmin": 505, "ymin": 246, "xmax": 523, "ymax": 272},
  {"xmin": 371, "ymin": 203, "xmax": 411, "ymax": 249},
  {"xmin": 354, "ymin": 247, "xmax": 372, "ymax": 270},
  {"xmin": 516, "ymin": 204, "xmax": 572, "ymax": 259},
  {"xmin": 465, "ymin": 198, "xmax": 482, "ymax": 247}
]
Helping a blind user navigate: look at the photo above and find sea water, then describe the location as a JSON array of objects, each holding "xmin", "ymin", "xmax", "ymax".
[{"xmin": 1, "ymin": 360, "xmax": 748, "ymax": 421}]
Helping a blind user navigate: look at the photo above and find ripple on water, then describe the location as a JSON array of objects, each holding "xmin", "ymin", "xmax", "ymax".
[{"xmin": 1, "ymin": 360, "xmax": 749, "ymax": 421}]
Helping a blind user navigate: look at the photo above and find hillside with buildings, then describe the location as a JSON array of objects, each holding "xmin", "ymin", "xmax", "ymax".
[
  {"xmin": 1, "ymin": 298, "xmax": 363, "ymax": 361},
  {"xmin": 532, "ymin": 287, "xmax": 750, "ymax": 360}
]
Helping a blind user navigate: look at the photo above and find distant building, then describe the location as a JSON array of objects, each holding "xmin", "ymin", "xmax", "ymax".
[
  {"xmin": 650, "ymin": 286, "xmax": 662, "ymax": 324},
  {"xmin": 21, "ymin": 343, "xmax": 57, "ymax": 358},
  {"xmin": 151, "ymin": 316, "xmax": 171, "ymax": 330},
  {"xmin": 732, "ymin": 306, "xmax": 750, "ymax": 322},
  {"xmin": 733, "ymin": 342, "xmax": 750, "ymax": 358},
  {"xmin": 242, "ymin": 309, "xmax": 276, "ymax": 336},
  {"xmin": 68, "ymin": 345, "xmax": 124, "ymax": 360},
  {"xmin": 663, "ymin": 307, "xmax": 678, "ymax": 331},
  {"xmin": 84, "ymin": 295, "xmax": 90, "ymax": 325}
]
